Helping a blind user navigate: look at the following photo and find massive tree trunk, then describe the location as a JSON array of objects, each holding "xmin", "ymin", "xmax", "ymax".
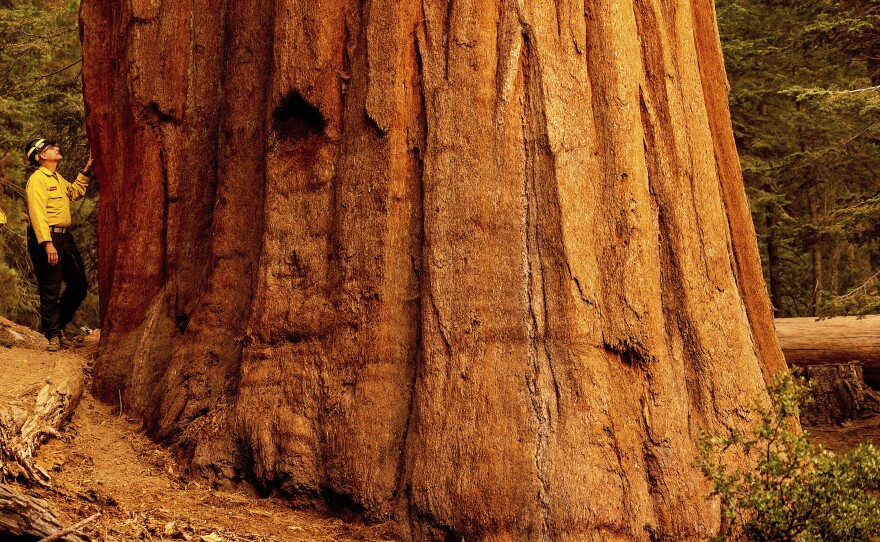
[{"xmin": 80, "ymin": 0, "xmax": 786, "ymax": 539}]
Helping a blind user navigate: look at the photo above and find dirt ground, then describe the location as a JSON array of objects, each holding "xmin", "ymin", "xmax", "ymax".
[
  {"xmin": 2, "ymin": 321, "xmax": 879, "ymax": 541},
  {"xmin": 804, "ymin": 414, "xmax": 880, "ymax": 455},
  {"xmin": 0, "ymin": 328, "xmax": 396, "ymax": 542}
]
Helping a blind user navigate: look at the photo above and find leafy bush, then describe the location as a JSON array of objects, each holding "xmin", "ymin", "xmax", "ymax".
[{"xmin": 699, "ymin": 373, "xmax": 880, "ymax": 541}]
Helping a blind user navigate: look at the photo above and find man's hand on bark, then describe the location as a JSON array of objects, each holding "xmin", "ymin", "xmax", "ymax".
[{"xmin": 83, "ymin": 151, "xmax": 94, "ymax": 175}]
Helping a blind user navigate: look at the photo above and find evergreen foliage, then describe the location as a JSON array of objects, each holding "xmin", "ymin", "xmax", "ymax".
[
  {"xmin": 717, "ymin": 0, "xmax": 880, "ymax": 316},
  {"xmin": 0, "ymin": 0, "xmax": 98, "ymax": 329},
  {"xmin": 699, "ymin": 373, "xmax": 880, "ymax": 541}
]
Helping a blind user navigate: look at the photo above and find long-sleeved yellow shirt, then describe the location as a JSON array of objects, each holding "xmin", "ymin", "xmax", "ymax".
[{"xmin": 26, "ymin": 166, "xmax": 90, "ymax": 244}]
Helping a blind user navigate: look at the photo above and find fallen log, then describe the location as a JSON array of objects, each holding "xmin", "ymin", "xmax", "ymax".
[
  {"xmin": 0, "ymin": 374, "xmax": 84, "ymax": 486},
  {"xmin": 39, "ymin": 511, "xmax": 101, "ymax": 542},
  {"xmin": 0, "ymin": 484, "xmax": 93, "ymax": 541},
  {"xmin": 775, "ymin": 315, "xmax": 880, "ymax": 367}
]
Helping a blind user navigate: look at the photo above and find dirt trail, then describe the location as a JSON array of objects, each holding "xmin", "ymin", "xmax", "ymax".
[
  {"xmin": 805, "ymin": 415, "xmax": 880, "ymax": 454},
  {"xmin": 0, "ymin": 334, "xmax": 396, "ymax": 542}
]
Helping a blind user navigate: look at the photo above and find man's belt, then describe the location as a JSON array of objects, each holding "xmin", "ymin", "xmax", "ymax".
[{"xmin": 49, "ymin": 226, "xmax": 69, "ymax": 234}]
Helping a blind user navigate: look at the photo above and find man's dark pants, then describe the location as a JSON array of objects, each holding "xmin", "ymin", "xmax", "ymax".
[{"xmin": 27, "ymin": 227, "xmax": 88, "ymax": 339}]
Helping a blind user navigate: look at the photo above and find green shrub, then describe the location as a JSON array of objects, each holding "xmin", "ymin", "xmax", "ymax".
[{"xmin": 699, "ymin": 373, "xmax": 880, "ymax": 542}]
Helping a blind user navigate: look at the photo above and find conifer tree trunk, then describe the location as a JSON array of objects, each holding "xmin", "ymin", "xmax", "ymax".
[
  {"xmin": 80, "ymin": 0, "xmax": 787, "ymax": 539},
  {"xmin": 766, "ymin": 212, "xmax": 783, "ymax": 317}
]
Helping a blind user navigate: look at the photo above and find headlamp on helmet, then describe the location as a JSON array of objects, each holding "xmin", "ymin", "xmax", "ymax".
[{"xmin": 24, "ymin": 138, "xmax": 56, "ymax": 166}]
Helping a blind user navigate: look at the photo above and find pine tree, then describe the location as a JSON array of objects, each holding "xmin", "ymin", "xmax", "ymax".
[{"xmin": 717, "ymin": 0, "xmax": 880, "ymax": 316}]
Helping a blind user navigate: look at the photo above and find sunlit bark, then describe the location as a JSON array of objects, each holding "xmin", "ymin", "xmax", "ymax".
[{"xmin": 81, "ymin": 0, "xmax": 786, "ymax": 539}]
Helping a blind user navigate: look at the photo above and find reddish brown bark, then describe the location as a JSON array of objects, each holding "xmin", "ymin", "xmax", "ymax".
[{"xmin": 81, "ymin": 0, "xmax": 786, "ymax": 539}]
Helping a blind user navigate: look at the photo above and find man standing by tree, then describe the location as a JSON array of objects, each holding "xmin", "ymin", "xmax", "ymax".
[{"xmin": 24, "ymin": 139, "xmax": 93, "ymax": 351}]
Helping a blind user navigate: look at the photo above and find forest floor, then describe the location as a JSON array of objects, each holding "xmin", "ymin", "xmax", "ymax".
[
  {"xmin": 1, "ymin": 319, "xmax": 879, "ymax": 542},
  {"xmin": 0, "ymin": 319, "xmax": 396, "ymax": 542},
  {"xmin": 806, "ymin": 410, "xmax": 880, "ymax": 454}
]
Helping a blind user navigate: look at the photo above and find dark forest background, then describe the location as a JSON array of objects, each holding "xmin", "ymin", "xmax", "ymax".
[
  {"xmin": 0, "ymin": 0, "xmax": 878, "ymax": 329},
  {"xmin": 718, "ymin": 0, "xmax": 880, "ymax": 317},
  {"xmin": 0, "ymin": 0, "xmax": 97, "ymax": 330}
]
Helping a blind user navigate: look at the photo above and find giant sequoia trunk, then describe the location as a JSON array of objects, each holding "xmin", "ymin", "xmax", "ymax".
[{"xmin": 80, "ymin": 0, "xmax": 786, "ymax": 539}]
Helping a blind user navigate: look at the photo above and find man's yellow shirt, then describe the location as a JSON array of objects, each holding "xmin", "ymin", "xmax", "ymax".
[{"xmin": 26, "ymin": 166, "xmax": 90, "ymax": 244}]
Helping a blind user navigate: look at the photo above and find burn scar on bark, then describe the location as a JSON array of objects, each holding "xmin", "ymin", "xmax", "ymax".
[
  {"xmin": 554, "ymin": 0, "xmax": 564, "ymax": 37},
  {"xmin": 604, "ymin": 421, "xmax": 638, "ymax": 534},
  {"xmin": 272, "ymin": 91, "xmax": 326, "ymax": 140},
  {"xmin": 520, "ymin": 24, "xmax": 565, "ymax": 540},
  {"xmin": 142, "ymin": 101, "xmax": 183, "ymax": 126},
  {"xmin": 602, "ymin": 334, "xmax": 655, "ymax": 368},
  {"xmin": 394, "ymin": 45, "xmax": 427, "ymax": 505},
  {"xmin": 493, "ymin": 0, "xmax": 524, "ymax": 126},
  {"xmin": 430, "ymin": 299, "xmax": 453, "ymax": 357},
  {"xmin": 443, "ymin": 0, "xmax": 454, "ymax": 80},
  {"xmin": 364, "ymin": 0, "xmax": 403, "ymax": 134},
  {"xmin": 570, "ymin": 0, "xmax": 587, "ymax": 54},
  {"xmin": 567, "ymin": 262, "xmax": 596, "ymax": 307},
  {"xmin": 157, "ymin": 142, "xmax": 171, "ymax": 288}
]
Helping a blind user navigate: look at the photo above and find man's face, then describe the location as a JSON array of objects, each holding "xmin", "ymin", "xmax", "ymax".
[{"xmin": 40, "ymin": 144, "xmax": 62, "ymax": 163}]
